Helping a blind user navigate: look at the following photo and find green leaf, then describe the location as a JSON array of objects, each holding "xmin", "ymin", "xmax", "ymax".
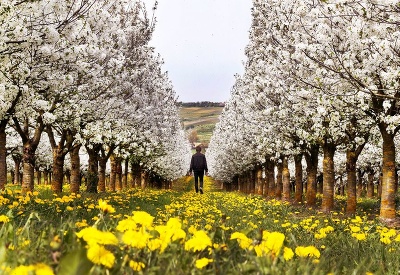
[{"xmin": 58, "ymin": 248, "xmax": 93, "ymax": 275}]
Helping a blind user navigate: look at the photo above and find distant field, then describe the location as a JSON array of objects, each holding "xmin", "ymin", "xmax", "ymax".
[{"xmin": 179, "ymin": 106, "xmax": 223, "ymax": 146}]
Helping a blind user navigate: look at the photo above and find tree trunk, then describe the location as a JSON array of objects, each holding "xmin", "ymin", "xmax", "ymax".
[
  {"xmin": 346, "ymin": 149, "xmax": 357, "ymax": 214},
  {"xmin": 367, "ymin": 170, "xmax": 374, "ymax": 198},
  {"xmin": 98, "ymin": 158, "xmax": 107, "ymax": 192},
  {"xmin": 276, "ymin": 160, "xmax": 283, "ymax": 199},
  {"xmin": 265, "ymin": 156, "xmax": 275, "ymax": 197},
  {"xmin": 379, "ymin": 128, "xmax": 396, "ymax": 219},
  {"xmin": 322, "ymin": 141, "xmax": 336, "ymax": 213},
  {"xmin": 131, "ymin": 162, "xmax": 141, "ymax": 188},
  {"xmin": 86, "ymin": 145, "xmax": 100, "ymax": 193},
  {"xmin": 13, "ymin": 155, "xmax": 21, "ymax": 185},
  {"xmin": 305, "ymin": 144, "xmax": 319, "ymax": 206},
  {"xmin": 36, "ymin": 170, "xmax": 42, "ymax": 185},
  {"xmin": 356, "ymin": 169, "xmax": 364, "ymax": 198},
  {"xmin": 282, "ymin": 156, "xmax": 291, "ymax": 202},
  {"xmin": 141, "ymin": 170, "xmax": 146, "ymax": 189},
  {"xmin": 255, "ymin": 165, "xmax": 263, "ymax": 195},
  {"xmin": 51, "ymin": 148, "xmax": 65, "ymax": 193},
  {"xmin": 109, "ymin": 154, "xmax": 116, "ymax": 191},
  {"xmin": 0, "ymin": 125, "xmax": 7, "ymax": 189},
  {"xmin": 294, "ymin": 154, "xmax": 303, "ymax": 203},
  {"xmin": 70, "ymin": 145, "xmax": 81, "ymax": 193},
  {"xmin": 22, "ymin": 144, "xmax": 37, "ymax": 193},
  {"xmin": 115, "ymin": 157, "xmax": 122, "ymax": 191},
  {"xmin": 123, "ymin": 159, "xmax": 128, "ymax": 189}
]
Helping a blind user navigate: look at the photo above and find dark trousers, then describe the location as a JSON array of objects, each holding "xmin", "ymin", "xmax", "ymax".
[{"xmin": 193, "ymin": 170, "xmax": 204, "ymax": 193}]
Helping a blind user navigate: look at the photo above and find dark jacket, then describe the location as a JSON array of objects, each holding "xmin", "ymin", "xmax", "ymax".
[{"xmin": 190, "ymin": 152, "xmax": 208, "ymax": 172}]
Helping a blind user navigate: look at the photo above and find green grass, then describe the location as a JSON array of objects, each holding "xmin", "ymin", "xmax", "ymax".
[{"xmin": 0, "ymin": 178, "xmax": 399, "ymax": 274}]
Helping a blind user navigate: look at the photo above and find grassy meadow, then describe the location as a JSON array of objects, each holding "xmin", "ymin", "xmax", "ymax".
[
  {"xmin": 0, "ymin": 177, "xmax": 399, "ymax": 274},
  {"xmin": 179, "ymin": 107, "xmax": 223, "ymax": 147}
]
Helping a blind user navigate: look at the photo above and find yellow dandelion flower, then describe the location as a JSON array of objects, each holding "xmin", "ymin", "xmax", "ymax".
[
  {"xmin": 283, "ymin": 247, "xmax": 294, "ymax": 260},
  {"xmin": 87, "ymin": 243, "xmax": 115, "ymax": 268},
  {"xmin": 97, "ymin": 199, "xmax": 115, "ymax": 214},
  {"xmin": 129, "ymin": 260, "xmax": 145, "ymax": 271},
  {"xmin": 315, "ymin": 232, "xmax": 327, "ymax": 239},
  {"xmin": 122, "ymin": 229, "xmax": 151, "ymax": 249},
  {"xmin": 281, "ymin": 222, "xmax": 291, "ymax": 228},
  {"xmin": 0, "ymin": 215, "xmax": 9, "ymax": 223},
  {"xmin": 295, "ymin": 246, "xmax": 320, "ymax": 258},
  {"xmin": 230, "ymin": 232, "xmax": 252, "ymax": 249},
  {"xmin": 185, "ymin": 230, "xmax": 212, "ymax": 252},
  {"xmin": 350, "ymin": 225, "xmax": 361, "ymax": 233},
  {"xmin": 263, "ymin": 231, "xmax": 285, "ymax": 255},
  {"xmin": 352, "ymin": 233, "xmax": 367, "ymax": 241},
  {"xmin": 10, "ymin": 265, "xmax": 34, "ymax": 274},
  {"xmin": 220, "ymin": 225, "xmax": 231, "ymax": 231},
  {"xmin": 132, "ymin": 211, "xmax": 154, "ymax": 228},
  {"xmin": 116, "ymin": 218, "xmax": 138, "ymax": 232},
  {"xmin": 394, "ymin": 234, "xmax": 400, "ymax": 242},
  {"xmin": 50, "ymin": 235, "xmax": 61, "ymax": 250},
  {"xmin": 147, "ymin": 238, "xmax": 163, "ymax": 251},
  {"xmin": 75, "ymin": 220, "xmax": 88, "ymax": 228},
  {"xmin": 195, "ymin": 258, "xmax": 213, "ymax": 269},
  {"xmin": 33, "ymin": 263, "xmax": 54, "ymax": 275},
  {"xmin": 76, "ymin": 227, "xmax": 118, "ymax": 246},
  {"xmin": 312, "ymin": 259, "xmax": 320, "ymax": 264},
  {"xmin": 380, "ymin": 237, "xmax": 391, "ymax": 245}
]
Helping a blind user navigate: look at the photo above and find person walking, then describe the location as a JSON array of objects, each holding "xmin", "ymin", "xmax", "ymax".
[{"xmin": 189, "ymin": 145, "xmax": 208, "ymax": 194}]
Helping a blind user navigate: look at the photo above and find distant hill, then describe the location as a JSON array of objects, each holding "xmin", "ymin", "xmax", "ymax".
[
  {"xmin": 178, "ymin": 101, "xmax": 225, "ymax": 107},
  {"xmin": 179, "ymin": 105, "xmax": 224, "ymax": 149}
]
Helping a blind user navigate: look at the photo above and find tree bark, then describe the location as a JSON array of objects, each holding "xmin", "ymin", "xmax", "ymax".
[
  {"xmin": 304, "ymin": 144, "xmax": 319, "ymax": 206},
  {"xmin": 282, "ymin": 156, "xmax": 291, "ymax": 202},
  {"xmin": 12, "ymin": 154, "xmax": 21, "ymax": 185},
  {"xmin": 109, "ymin": 154, "xmax": 116, "ymax": 191},
  {"xmin": 98, "ymin": 158, "xmax": 107, "ymax": 192},
  {"xmin": 367, "ymin": 170, "xmax": 374, "ymax": 198},
  {"xmin": 85, "ymin": 145, "xmax": 101, "ymax": 193},
  {"xmin": 0, "ymin": 125, "xmax": 7, "ymax": 189},
  {"xmin": 276, "ymin": 159, "xmax": 283, "ymax": 199},
  {"xmin": 98, "ymin": 146, "xmax": 115, "ymax": 192},
  {"xmin": 294, "ymin": 154, "xmax": 303, "ymax": 203},
  {"xmin": 36, "ymin": 170, "xmax": 42, "ymax": 185},
  {"xmin": 123, "ymin": 159, "xmax": 128, "ymax": 189},
  {"xmin": 70, "ymin": 145, "xmax": 81, "ymax": 193},
  {"xmin": 322, "ymin": 141, "xmax": 336, "ymax": 213},
  {"xmin": 115, "ymin": 157, "xmax": 122, "ymax": 191},
  {"xmin": 379, "ymin": 126, "xmax": 397, "ymax": 219},
  {"xmin": 131, "ymin": 162, "xmax": 141, "ymax": 188},
  {"xmin": 13, "ymin": 117, "xmax": 44, "ymax": 193},
  {"xmin": 141, "ymin": 170, "xmax": 146, "ymax": 189},
  {"xmin": 255, "ymin": 165, "xmax": 263, "ymax": 195},
  {"xmin": 51, "ymin": 149, "xmax": 65, "ymax": 193},
  {"xmin": 22, "ymin": 144, "xmax": 36, "ymax": 193},
  {"xmin": 265, "ymin": 156, "xmax": 275, "ymax": 197},
  {"xmin": 346, "ymin": 149, "xmax": 357, "ymax": 214},
  {"xmin": 356, "ymin": 169, "xmax": 364, "ymax": 198}
]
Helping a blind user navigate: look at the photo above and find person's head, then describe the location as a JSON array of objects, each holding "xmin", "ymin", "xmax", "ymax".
[{"xmin": 195, "ymin": 145, "xmax": 202, "ymax": 152}]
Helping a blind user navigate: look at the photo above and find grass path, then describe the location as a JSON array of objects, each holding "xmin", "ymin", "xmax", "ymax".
[{"xmin": 172, "ymin": 176, "xmax": 221, "ymax": 193}]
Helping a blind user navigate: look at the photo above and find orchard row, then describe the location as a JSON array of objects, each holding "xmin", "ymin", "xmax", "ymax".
[
  {"xmin": 207, "ymin": 0, "xmax": 400, "ymax": 220},
  {"xmin": 0, "ymin": 0, "xmax": 191, "ymax": 193}
]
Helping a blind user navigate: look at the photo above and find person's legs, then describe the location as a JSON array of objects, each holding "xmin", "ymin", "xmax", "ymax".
[
  {"xmin": 194, "ymin": 172, "xmax": 199, "ymax": 193},
  {"xmin": 198, "ymin": 171, "xmax": 204, "ymax": 194}
]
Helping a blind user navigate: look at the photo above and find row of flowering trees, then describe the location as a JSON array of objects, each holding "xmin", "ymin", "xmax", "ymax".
[
  {"xmin": 207, "ymin": 0, "xmax": 400, "ymax": 220},
  {"xmin": 0, "ymin": 0, "xmax": 191, "ymax": 193}
]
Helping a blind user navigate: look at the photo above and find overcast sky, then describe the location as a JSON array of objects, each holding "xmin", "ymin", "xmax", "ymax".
[{"xmin": 143, "ymin": 0, "xmax": 252, "ymax": 102}]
